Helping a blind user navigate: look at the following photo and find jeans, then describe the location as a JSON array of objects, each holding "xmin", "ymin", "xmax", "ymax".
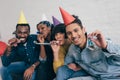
[
  {"xmin": 56, "ymin": 65, "xmax": 90, "ymax": 80},
  {"xmin": 35, "ymin": 61, "xmax": 56, "ymax": 80},
  {"xmin": 0, "ymin": 62, "xmax": 36, "ymax": 80}
]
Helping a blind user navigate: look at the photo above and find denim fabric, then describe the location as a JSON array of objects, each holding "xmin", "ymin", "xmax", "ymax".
[
  {"xmin": 1, "ymin": 35, "xmax": 40, "ymax": 66},
  {"xmin": 0, "ymin": 62, "xmax": 36, "ymax": 80},
  {"xmin": 64, "ymin": 39, "xmax": 120, "ymax": 79},
  {"xmin": 56, "ymin": 65, "xmax": 89, "ymax": 80}
]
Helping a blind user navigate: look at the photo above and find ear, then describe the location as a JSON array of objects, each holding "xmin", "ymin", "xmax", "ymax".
[{"xmin": 82, "ymin": 27, "xmax": 86, "ymax": 34}]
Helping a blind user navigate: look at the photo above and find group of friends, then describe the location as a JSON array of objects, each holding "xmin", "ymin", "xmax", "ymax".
[{"xmin": 0, "ymin": 7, "xmax": 120, "ymax": 80}]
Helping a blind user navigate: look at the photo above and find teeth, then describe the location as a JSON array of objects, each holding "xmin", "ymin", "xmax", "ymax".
[
  {"xmin": 20, "ymin": 38, "xmax": 25, "ymax": 41},
  {"xmin": 73, "ymin": 38, "xmax": 78, "ymax": 42}
]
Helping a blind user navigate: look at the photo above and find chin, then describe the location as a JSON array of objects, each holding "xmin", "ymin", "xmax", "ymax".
[
  {"xmin": 73, "ymin": 41, "xmax": 80, "ymax": 46},
  {"xmin": 21, "ymin": 40, "xmax": 26, "ymax": 44}
]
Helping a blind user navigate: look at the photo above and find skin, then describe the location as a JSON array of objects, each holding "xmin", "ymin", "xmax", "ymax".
[
  {"xmin": 51, "ymin": 32, "xmax": 65, "ymax": 61},
  {"xmin": 7, "ymin": 26, "xmax": 39, "ymax": 80},
  {"xmin": 37, "ymin": 24, "xmax": 51, "ymax": 39},
  {"xmin": 54, "ymin": 32, "xmax": 65, "ymax": 46},
  {"xmin": 66, "ymin": 23, "xmax": 86, "ymax": 49},
  {"xmin": 37, "ymin": 23, "xmax": 51, "ymax": 65},
  {"xmin": 66, "ymin": 23, "xmax": 107, "ymax": 71},
  {"xmin": 8, "ymin": 26, "xmax": 30, "ymax": 46}
]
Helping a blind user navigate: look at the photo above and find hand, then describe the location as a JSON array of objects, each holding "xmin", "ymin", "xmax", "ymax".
[
  {"xmin": 23, "ymin": 66, "xmax": 35, "ymax": 80},
  {"xmin": 88, "ymin": 30, "xmax": 107, "ymax": 49},
  {"xmin": 37, "ymin": 34, "xmax": 45, "ymax": 43},
  {"xmin": 8, "ymin": 38, "xmax": 21, "ymax": 47},
  {"xmin": 50, "ymin": 40, "xmax": 60, "ymax": 54},
  {"xmin": 68, "ymin": 63, "xmax": 81, "ymax": 71}
]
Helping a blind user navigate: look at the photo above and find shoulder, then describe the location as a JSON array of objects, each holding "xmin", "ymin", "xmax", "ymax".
[
  {"xmin": 67, "ymin": 44, "xmax": 78, "ymax": 54},
  {"xmin": 29, "ymin": 34, "xmax": 37, "ymax": 38},
  {"xmin": 28, "ymin": 34, "xmax": 37, "ymax": 40}
]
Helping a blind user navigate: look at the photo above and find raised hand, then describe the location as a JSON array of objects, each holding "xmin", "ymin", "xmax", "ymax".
[
  {"xmin": 8, "ymin": 38, "xmax": 21, "ymax": 47},
  {"xmin": 88, "ymin": 30, "xmax": 107, "ymax": 49},
  {"xmin": 37, "ymin": 34, "xmax": 45, "ymax": 43}
]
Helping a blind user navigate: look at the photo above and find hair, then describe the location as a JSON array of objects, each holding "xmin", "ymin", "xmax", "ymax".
[
  {"xmin": 36, "ymin": 21, "xmax": 54, "ymax": 34},
  {"xmin": 16, "ymin": 24, "xmax": 30, "ymax": 31},
  {"xmin": 51, "ymin": 23, "xmax": 67, "ymax": 40},
  {"xmin": 69, "ymin": 15, "xmax": 83, "ymax": 29}
]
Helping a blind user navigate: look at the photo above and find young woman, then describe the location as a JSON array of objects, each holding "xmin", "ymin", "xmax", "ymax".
[{"xmin": 50, "ymin": 23, "xmax": 71, "ymax": 73}]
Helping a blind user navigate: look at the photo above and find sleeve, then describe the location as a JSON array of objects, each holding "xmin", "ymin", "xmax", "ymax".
[
  {"xmin": 105, "ymin": 40, "xmax": 120, "ymax": 55},
  {"xmin": 104, "ymin": 40, "xmax": 120, "ymax": 65},
  {"xmin": 64, "ymin": 45, "xmax": 75, "ymax": 65},
  {"xmin": 53, "ymin": 60, "xmax": 64, "ymax": 73},
  {"xmin": 1, "ymin": 47, "xmax": 17, "ymax": 66}
]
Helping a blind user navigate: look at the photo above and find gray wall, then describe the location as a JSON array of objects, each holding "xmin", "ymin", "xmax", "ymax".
[{"xmin": 0, "ymin": 0, "xmax": 120, "ymax": 43}]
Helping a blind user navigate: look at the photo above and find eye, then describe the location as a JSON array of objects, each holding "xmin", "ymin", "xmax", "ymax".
[
  {"xmin": 41, "ymin": 27, "xmax": 44, "ymax": 30},
  {"xmin": 67, "ymin": 32, "xmax": 71, "ymax": 36},
  {"xmin": 74, "ymin": 28, "xmax": 78, "ymax": 32}
]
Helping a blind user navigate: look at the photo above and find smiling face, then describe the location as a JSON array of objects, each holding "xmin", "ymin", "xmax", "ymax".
[
  {"xmin": 66, "ymin": 23, "xmax": 86, "ymax": 48},
  {"xmin": 16, "ymin": 25, "xmax": 30, "ymax": 43},
  {"xmin": 55, "ymin": 32, "xmax": 65, "ymax": 45}
]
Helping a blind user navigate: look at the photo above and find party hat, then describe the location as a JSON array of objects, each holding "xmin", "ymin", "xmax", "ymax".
[
  {"xmin": 41, "ymin": 14, "xmax": 48, "ymax": 21},
  {"xmin": 18, "ymin": 11, "xmax": 28, "ymax": 24},
  {"xmin": 0, "ymin": 41, "xmax": 7, "ymax": 56},
  {"xmin": 59, "ymin": 7, "xmax": 75, "ymax": 26},
  {"xmin": 52, "ymin": 16, "xmax": 61, "ymax": 26}
]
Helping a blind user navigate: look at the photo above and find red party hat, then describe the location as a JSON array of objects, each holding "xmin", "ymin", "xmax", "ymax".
[{"xmin": 59, "ymin": 7, "xmax": 75, "ymax": 26}]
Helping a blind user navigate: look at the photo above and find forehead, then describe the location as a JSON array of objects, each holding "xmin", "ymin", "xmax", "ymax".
[
  {"xmin": 37, "ymin": 24, "xmax": 47, "ymax": 28},
  {"xmin": 66, "ymin": 23, "xmax": 81, "ymax": 32},
  {"xmin": 17, "ymin": 26, "xmax": 29, "ymax": 31}
]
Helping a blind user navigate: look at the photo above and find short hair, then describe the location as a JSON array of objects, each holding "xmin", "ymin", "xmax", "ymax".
[
  {"xmin": 16, "ymin": 24, "xmax": 30, "ymax": 31},
  {"xmin": 36, "ymin": 21, "xmax": 54, "ymax": 33},
  {"xmin": 51, "ymin": 23, "xmax": 67, "ymax": 40},
  {"xmin": 70, "ymin": 15, "xmax": 83, "ymax": 29}
]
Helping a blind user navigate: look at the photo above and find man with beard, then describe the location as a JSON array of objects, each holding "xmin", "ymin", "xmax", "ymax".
[{"xmin": 0, "ymin": 11, "xmax": 40, "ymax": 80}]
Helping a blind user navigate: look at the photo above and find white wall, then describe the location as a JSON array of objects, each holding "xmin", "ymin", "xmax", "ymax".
[{"xmin": 0, "ymin": 0, "xmax": 120, "ymax": 43}]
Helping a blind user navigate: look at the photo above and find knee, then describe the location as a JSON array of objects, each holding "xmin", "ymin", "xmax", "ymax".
[
  {"xmin": 57, "ymin": 65, "xmax": 68, "ymax": 74},
  {"xmin": 0, "ymin": 66, "xmax": 8, "ymax": 76}
]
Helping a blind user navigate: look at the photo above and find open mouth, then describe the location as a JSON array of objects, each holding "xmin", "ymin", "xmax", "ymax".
[
  {"xmin": 19, "ymin": 38, "xmax": 26, "ymax": 41},
  {"xmin": 73, "ymin": 37, "xmax": 79, "ymax": 43}
]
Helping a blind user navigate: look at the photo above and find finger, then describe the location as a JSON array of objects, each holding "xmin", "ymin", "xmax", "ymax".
[
  {"xmin": 27, "ymin": 75, "xmax": 31, "ymax": 80},
  {"xmin": 28, "ymin": 74, "xmax": 32, "ymax": 80},
  {"xmin": 24, "ymin": 72, "xmax": 27, "ymax": 80}
]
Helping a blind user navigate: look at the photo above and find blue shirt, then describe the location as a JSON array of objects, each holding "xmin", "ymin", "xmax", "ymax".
[
  {"xmin": 65, "ymin": 39, "xmax": 120, "ymax": 79},
  {"xmin": 1, "ymin": 34, "xmax": 40, "ymax": 67}
]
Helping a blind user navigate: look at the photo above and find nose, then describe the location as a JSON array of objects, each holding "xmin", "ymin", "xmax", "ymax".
[
  {"xmin": 56, "ymin": 34, "xmax": 61, "ymax": 40},
  {"xmin": 71, "ymin": 32, "xmax": 76, "ymax": 38},
  {"xmin": 20, "ymin": 33, "xmax": 26, "ymax": 37}
]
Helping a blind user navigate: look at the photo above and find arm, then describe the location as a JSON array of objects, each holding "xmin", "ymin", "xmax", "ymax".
[
  {"xmin": 64, "ymin": 44, "xmax": 75, "ymax": 65},
  {"xmin": 24, "ymin": 61, "xmax": 40, "ymax": 80},
  {"xmin": 105, "ymin": 40, "xmax": 120, "ymax": 55},
  {"xmin": 50, "ymin": 40, "xmax": 65, "ymax": 73},
  {"xmin": 88, "ymin": 30, "xmax": 120, "ymax": 55},
  {"xmin": 53, "ymin": 46, "xmax": 65, "ymax": 73},
  {"xmin": 37, "ymin": 34, "xmax": 47, "ymax": 61},
  {"xmin": 1, "ymin": 38, "xmax": 18, "ymax": 66}
]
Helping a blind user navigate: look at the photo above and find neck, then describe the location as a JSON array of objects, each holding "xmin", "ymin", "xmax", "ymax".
[{"xmin": 79, "ymin": 34, "xmax": 87, "ymax": 49}]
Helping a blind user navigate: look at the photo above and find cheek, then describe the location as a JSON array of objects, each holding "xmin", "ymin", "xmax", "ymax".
[{"xmin": 67, "ymin": 35, "xmax": 72, "ymax": 40}]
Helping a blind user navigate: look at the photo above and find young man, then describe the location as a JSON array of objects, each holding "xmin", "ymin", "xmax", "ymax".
[
  {"xmin": 57, "ymin": 7, "xmax": 120, "ymax": 80},
  {"xmin": 0, "ymin": 11, "xmax": 40, "ymax": 80}
]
